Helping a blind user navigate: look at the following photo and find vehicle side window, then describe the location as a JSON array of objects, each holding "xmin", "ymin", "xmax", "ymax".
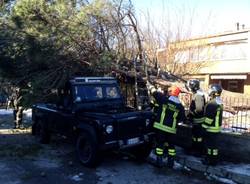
[
  {"xmin": 57, "ymin": 88, "xmax": 72, "ymax": 109},
  {"xmin": 93, "ymin": 87, "xmax": 103, "ymax": 98},
  {"xmin": 106, "ymin": 87, "xmax": 118, "ymax": 98},
  {"xmin": 74, "ymin": 86, "xmax": 103, "ymax": 101}
]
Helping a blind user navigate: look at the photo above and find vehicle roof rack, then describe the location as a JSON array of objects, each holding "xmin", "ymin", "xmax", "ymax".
[{"xmin": 70, "ymin": 77, "xmax": 117, "ymax": 84}]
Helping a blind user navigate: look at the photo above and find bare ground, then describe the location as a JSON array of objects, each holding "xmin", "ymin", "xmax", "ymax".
[{"xmin": 0, "ymin": 111, "xmax": 221, "ymax": 184}]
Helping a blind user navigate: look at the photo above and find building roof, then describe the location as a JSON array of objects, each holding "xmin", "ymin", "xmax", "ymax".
[{"xmin": 171, "ymin": 29, "xmax": 250, "ymax": 44}]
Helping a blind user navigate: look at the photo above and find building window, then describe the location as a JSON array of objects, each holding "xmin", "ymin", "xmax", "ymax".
[{"xmin": 228, "ymin": 80, "xmax": 238, "ymax": 92}]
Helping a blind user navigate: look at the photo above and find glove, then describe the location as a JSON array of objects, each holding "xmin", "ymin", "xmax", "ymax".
[
  {"xmin": 146, "ymin": 81, "xmax": 153, "ymax": 90},
  {"xmin": 146, "ymin": 81, "xmax": 151, "ymax": 88},
  {"xmin": 146, "ymin": 82, "xmax": 156, "ymax": 95}
]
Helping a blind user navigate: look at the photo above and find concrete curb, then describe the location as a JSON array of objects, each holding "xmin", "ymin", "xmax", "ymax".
[
  {"xmin": 148, "ymin": 152, "xmax": 250, "ymax": 184},
  {"xmin": 176, "ymin": 154, "xmax": 250, "ymax": 184}
]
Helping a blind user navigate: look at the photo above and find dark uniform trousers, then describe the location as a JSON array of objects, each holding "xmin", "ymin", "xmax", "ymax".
[
  {"xmin": 192, "ymin": 119, "xmax": 204, "ymax": 154},
  {"xmin": 189, "ymin": 92, "xmax": 206, "ymax": 154},
  {"xmin": 13, "ymin": 108, "xmax": 17, "ymax": 123},
  {"xmin": 15, "ymin": 106, "xmax": 24, "ymax": 128},
  {"xmin": 202, "ymin": 99, "xmax": 223, "ymax": 166},
  {"xmin": 202, "ymin": 130, "xmax": 219, "ymax": 165},
  {"xmin": 13, "ymin": 88, "xmax": 27, "ymax": 128},
  {"xmin": 155, "ymin": 130, "xmax": 176, "ymax": 168}
]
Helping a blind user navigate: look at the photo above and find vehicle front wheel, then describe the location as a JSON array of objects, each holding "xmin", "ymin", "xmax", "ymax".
[{"xmin": 76, "ymin": 132, "xmax": 99, "ymax": 167}]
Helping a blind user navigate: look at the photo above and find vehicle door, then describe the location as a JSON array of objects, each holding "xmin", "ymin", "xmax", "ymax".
[{"xmin": 54, "ymin": 85, "xmax": 74, "ymax": 136}]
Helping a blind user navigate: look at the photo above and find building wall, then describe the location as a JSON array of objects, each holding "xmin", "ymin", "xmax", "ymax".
[
  {"xmin": 208, "ymin": 74, "xmax": 250, "ymax": 94},
  {"xmin": 157, "ymin": 30, "xmax": 250, "ymax": 94},
  {"xmin": 244, "ymin": 74, "xmax": 250, "ymax": 95}
]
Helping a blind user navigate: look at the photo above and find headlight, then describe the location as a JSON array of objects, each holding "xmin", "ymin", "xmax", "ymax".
[
  {"xmin": 106, "ymin": 125, "xmax": 113, "ymax": 134},
  {"xmin": 145, "ymin": 118, "xmax": 150, "ymax": 126}
]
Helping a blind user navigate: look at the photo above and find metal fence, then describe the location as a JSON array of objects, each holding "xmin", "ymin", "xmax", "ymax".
[
  {"xmin": 179, "ymin": 94, "xmax": 250, "ymax": 133},
  {"xmin": 221, "ymin": 97, "xmax": 250, "ymax": 133}
]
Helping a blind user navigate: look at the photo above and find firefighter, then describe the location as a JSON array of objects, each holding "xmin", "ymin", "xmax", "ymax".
[
  {"xmin": 7, "ymin": 87, "xmax": 18, "ymax": 123},
  {"xmin": 12, "ymin": 82, "xmax": 31, "ymax": 129},
  {"xmin": 202, "ymin": 84, "xmax": 223, "ymax": 166},
  {"xmin": 13, "ymin": 87, "xmax": 25, "ymax": 129},
  {"xmin": 147, "ymin": 82, "xmax": 185, "ymax": 168},
  {"xmin": 188, "ymin": 79, "xmax": 206, "ymax": 155}
]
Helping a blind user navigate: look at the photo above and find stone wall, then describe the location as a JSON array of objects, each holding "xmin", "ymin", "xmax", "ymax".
[{"xmin": 174, "ymin": 125, "xmax": 250, "ymax": 163}]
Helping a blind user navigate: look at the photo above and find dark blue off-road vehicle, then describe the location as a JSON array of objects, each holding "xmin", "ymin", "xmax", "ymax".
[{"xmin": 32, "ymin": 77, "xmax": 154, "ymax": 167}]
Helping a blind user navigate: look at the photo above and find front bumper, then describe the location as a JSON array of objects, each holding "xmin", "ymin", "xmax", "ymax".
[{"xmin": 100, "ymin": 132, "xmax": 155, "ymax": 150}]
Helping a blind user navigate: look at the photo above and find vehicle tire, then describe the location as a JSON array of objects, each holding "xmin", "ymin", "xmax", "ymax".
[
  {"xmin": 34, "ymin": 120, "xmax": 50, "ymax": 144},
  {"xmin": 131, "ymin": 144, "xmax": 152, "ymax": 161},
  {"xmin": 76, "ymin": 132, "xmax": 99, "ymax": 167}
]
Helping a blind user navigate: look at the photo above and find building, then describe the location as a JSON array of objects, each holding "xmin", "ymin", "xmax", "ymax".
[{"xmin": 157, "ymin": 29, "xmax": 250, "ymax": 94}]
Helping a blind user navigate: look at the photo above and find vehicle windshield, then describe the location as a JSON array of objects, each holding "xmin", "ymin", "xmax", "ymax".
[{"xmin": 74, "ymin": 84, "xmax": 121, "ymax": 102}]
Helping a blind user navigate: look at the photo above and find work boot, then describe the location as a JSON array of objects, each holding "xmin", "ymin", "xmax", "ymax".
[
  {"xmin": 13, "ymin": 123, "xmax": 20, "ymax": 129},
  {"xmin": 19, "ymin": 125, "xmax": 24, "ymax": 130},
  {"xmin": 167, "ymin": 157, "xmax": 174, "ymax": 168}
]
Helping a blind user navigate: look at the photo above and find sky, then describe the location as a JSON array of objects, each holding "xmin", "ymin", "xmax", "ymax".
[{"xmin": 132, "ymin": 0, "xmax": 250, "ymax": 37}]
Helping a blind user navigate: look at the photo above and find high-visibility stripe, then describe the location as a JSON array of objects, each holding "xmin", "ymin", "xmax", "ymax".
[
  {"xmin": 168, "ymin": 149, "xmax": 176, "ymax": 156},
  {"xmin": 172, "ymin": 111, "xmax": 178, "ymax": 130},
  {"xmin": 213, "ymin": 149, "xmax": 218, "ymax": 156},
  {"xmin": 203, "ymin": 105, "xmax": 222, "ymax": 133},
  {"xmin": 153, "ymin": 122, "xmax": 176, "ymax": 134},
  {"xmin": 168, "ymin": 152, "xmax": 176, "ymax": 156},
  {"xmin": 156, "ymin": 152, "xmax": 163, "ymax": 156},
  {"xmin": 156, "ymin": 148, "xmax": 163, "ymax": 152},
  {"xmin": 156, "ymin": 148, "xmax": 163, "ymax": 155},
  {"xmin": 193, "ymin": 137, "xmax": 202, "ymax": 142},
  {"xmin": 202, "ymin": 124, "xmax": 221, "ymax": 133},
  {"xmin": 197, "ymin": 137, "xmax": 203, "ymax": 142},
  {"xmin": 193, "ymin": 118, "xmax": 204, "ymax": 123},
  {"xmin": 207, "ymin": 148, "xmax": 212, "ymax": 155},
  {"xmin": 159, "ymin": 104, "xmax": 167, "ymax": 125},
  {"xmin": 215, "ymin": 107, "xmax": 221, "ymax": 130},
  {"xmin": 204, "ymin": 117, "xmax": 213, "ymax": 125},
  {"xmin": 168, "ymin": 103, "xmax": 178, "ymax": 111},
  {"xmin": 156, "ymin": 151, "xmax": 163, "ymax": 155},
  {"xmin": 153, "ymin": 103, "xmax": 178, "ymax": 134}
]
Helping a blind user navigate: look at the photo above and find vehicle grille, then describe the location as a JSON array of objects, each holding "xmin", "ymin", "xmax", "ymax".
[{"xmin": 117, "ymin": 117, "xmax": 146, "ymax": 139}]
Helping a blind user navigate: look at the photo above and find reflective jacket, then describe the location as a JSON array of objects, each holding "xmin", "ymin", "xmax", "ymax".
[
  {"xmin": 202, "ymin": 97, "xmax": 223, "ymax": 133},
  {"xmin": 152, "ymin": 91, "xmax": 185, "ymax": 134},
  {"xmin": 189, "ymin": 90, "xmax": 206, "ymax": 124}
]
